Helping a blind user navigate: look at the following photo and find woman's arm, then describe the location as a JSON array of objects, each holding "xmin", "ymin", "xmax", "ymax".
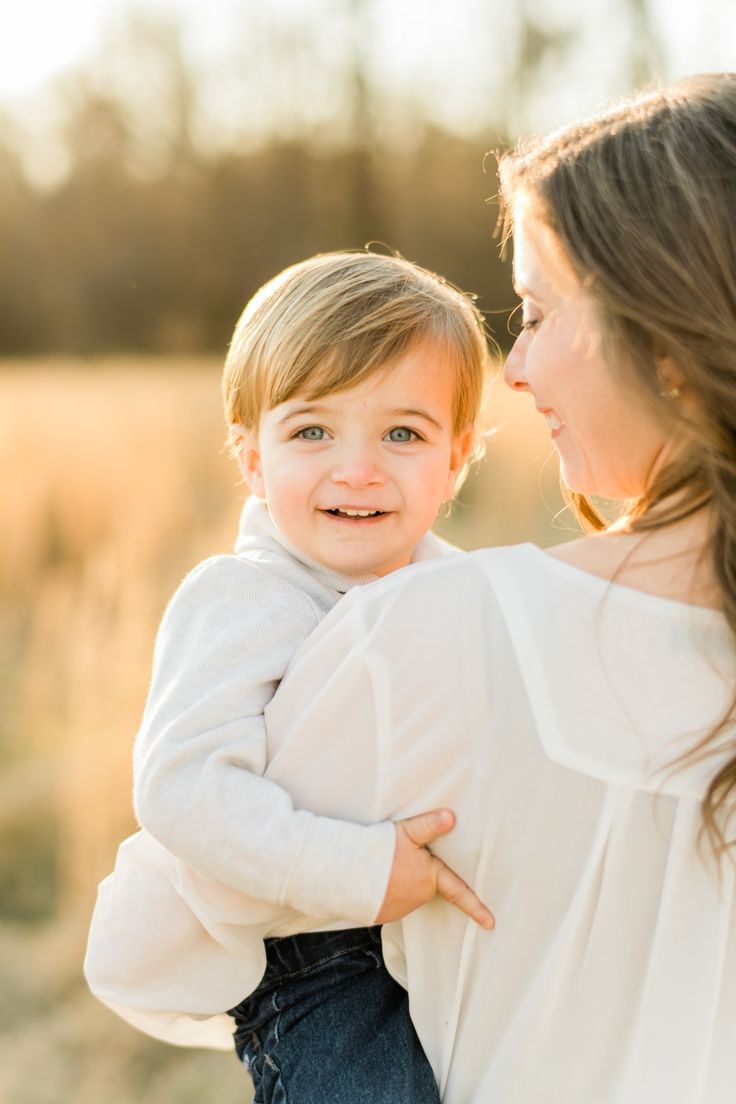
[
  {"xmin": 263, "ymin": 555, "xmax": 494, "ymax": 920},
  {"xmin": 133, "ymin": 554, "xmax": 489, "ymax": 926}
]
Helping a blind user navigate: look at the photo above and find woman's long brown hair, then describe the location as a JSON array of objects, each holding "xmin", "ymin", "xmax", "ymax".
[{"xmin": 499, "ymin": 74, "xmax": 736, "ymax": 856}]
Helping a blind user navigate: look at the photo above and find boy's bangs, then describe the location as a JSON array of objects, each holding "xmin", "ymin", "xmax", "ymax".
[
  {"xmin": 266, "ymin": 329, "xmax": 427, "ymax": 410},
  {"xmin": 224, "ymin": 251, "xmax": 492, "ymax": 435}
]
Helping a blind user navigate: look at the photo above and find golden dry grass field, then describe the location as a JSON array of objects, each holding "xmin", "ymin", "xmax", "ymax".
[{"xmin": 0, "ymin": 358, "xmax": 570, "ymax": 1103}]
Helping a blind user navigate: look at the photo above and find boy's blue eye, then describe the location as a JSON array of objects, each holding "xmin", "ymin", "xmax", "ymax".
[
  {"xmin": 296, "ymin": 426, "xmax": 326, "ymax": 440},
  {"xmin": 386, "ymin": 427, "xmax": 417, "ymax": 443}
]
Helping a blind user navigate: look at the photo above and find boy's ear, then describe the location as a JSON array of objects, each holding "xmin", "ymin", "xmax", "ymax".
[
  {"xmin": 229, "ymin": 424, "xmax": 265, "ymax": 498},
  {"xmin": 445, "ymin": 425, "xmax": 475, "ymax": 500}
]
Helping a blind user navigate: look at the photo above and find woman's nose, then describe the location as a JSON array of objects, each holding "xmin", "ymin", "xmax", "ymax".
[{"xmin": 503, "ymin": 339, "xmax": 530, "ymax": 392}]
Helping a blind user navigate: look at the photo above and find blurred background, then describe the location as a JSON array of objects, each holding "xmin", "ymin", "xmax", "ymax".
[{"xmin": 1, "ymin": 1, "xmax": 731, "ymax": 1100}]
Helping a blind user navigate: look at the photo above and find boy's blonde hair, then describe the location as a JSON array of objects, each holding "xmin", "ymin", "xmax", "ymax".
[{"xmin": 223, "ymin": 251, "xmax": 491, "ymax": 445}]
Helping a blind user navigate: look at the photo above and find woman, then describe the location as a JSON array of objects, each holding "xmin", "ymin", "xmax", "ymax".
[{"xmin": 261, "ymin": 73, "xmax": 736, "ymax": 1101}]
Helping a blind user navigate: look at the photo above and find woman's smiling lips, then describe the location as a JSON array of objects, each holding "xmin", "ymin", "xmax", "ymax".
[{"xmin": 537, "ymin": 407, "xmax": 563, "ymax": 436}]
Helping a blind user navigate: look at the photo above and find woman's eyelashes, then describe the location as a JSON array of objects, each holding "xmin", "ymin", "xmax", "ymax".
[
  {"xmin": 509, "ymin": 300, "xmax": 541, "ymax": 337},
  {"xmin": 521, "ymin": 300, "xmax": 542, "ymax": 333}
]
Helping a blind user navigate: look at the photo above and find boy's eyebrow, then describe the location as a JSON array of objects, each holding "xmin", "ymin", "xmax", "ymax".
[
  {"xmin": 276, "ymin": 404, "xmax": 444, "ymax": 430},
  {"xmin": 276, "ymin": 404, "xmax": 329, "ymax": 425},
  {"xmin": 389, "ymin": 407, "xmax": 443, "ymax": 431}
]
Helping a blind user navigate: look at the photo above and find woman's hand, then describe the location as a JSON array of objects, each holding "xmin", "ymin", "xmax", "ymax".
[{"xmin": 374, "ymin": 808, "xmax": 495, "ymax": 928}]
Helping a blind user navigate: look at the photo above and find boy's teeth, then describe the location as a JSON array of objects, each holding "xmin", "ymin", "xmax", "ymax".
[
  {"xmin": 545, "ymin": 414, "xmax": 562, "ymax": 431},
  {"xmin": 332, "ymin": 508, "xmax": 381, "ymax": 517}
]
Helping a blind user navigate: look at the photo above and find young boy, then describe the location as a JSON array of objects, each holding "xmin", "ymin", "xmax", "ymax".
[{"xmin": 85, "ymin": 251, "xmax": 493, "ymax": 1102}]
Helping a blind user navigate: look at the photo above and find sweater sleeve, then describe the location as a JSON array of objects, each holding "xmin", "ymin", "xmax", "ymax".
[{"xmin": 133, "ymin": 556, "xmax": 395, "ymax": 923}]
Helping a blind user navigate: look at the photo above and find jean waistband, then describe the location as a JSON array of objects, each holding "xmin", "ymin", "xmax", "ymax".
[{"xmin": 258, "ymin": 925, "xmax": 382, "ymax": 986}]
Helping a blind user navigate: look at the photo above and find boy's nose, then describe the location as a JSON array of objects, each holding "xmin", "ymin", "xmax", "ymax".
[
  {"xmin": 503, "ymin": 340, "xmax": 530, "ymax": 392},
  {"xmin": 330, "ymin": 446, "xmax": 385, "ymax": 489}
]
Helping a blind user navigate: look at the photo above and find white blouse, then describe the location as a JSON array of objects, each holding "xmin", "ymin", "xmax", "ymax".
[{"xmin": 261, "ymin": 543, "xmax": 736, "ymax": 1104}]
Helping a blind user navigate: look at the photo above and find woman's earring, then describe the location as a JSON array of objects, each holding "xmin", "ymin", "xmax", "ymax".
[{"xmin": 659, "ymin": 385, "xmax": 681, "ymax": 399}]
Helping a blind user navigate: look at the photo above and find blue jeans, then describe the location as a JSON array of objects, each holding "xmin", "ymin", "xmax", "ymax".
[{"xmin": 227, "ymin": 926, "xmax": 439, "ymax": 1103}]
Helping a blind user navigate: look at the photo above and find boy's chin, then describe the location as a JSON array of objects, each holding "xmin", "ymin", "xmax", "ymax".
[{"xmin": 326, "ymin": 552, "xmax": 410, "ymax": 579}]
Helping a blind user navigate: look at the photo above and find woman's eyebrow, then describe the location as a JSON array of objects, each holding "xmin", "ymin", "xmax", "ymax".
[{"xmin": 512, "ymin": 277, "xmax": 536, "ymax": 298}]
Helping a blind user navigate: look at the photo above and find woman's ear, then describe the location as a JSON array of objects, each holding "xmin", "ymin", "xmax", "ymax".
[
  {"xmin": 444, "ymin": 425, "xmax": 476, "ymax": 500},
  {"xmin": 229, "ymin": 424, "xmax": 265, "ymax": 497},
  {"xmin": 655, "ymin": 352, "xmax": 685, "ymax": 399}
]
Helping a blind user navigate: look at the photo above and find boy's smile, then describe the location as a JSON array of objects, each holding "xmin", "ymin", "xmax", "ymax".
[{"xmin": 237, "ymin": 338, "xmax": 474, "ymax": 578}]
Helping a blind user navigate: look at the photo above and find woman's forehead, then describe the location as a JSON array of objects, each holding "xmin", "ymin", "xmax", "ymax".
[{"xmin": 513, "ymin": 211, "xmax": 581, "ymax": 301}]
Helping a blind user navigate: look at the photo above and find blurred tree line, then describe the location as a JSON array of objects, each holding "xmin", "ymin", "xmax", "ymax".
[
  {"xmin": 0, "ymin": 0, "xmax": 664, "ymax": 358},
  {"xmin": 0, "ymin": 6, "xmax": 517, "ymax": 357}
]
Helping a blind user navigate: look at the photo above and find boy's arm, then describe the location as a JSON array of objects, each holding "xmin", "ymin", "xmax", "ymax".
[{"xmin": 134, "ymin": 555, "xmax": 395, "ymax": 922}]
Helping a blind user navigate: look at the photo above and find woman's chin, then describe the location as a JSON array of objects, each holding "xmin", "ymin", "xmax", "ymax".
[
  {"xmin": 560, "ymin": 466, "xmax": 631, "ymax": 502},
  {"xmin": 559, "ymin": 461, "xmax": 597, "ymax": 498}
]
